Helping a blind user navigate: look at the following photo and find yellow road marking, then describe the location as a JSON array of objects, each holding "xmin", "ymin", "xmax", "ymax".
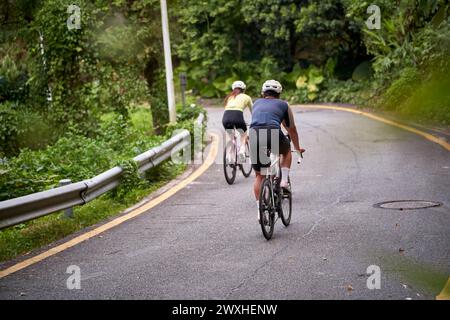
[
  {"xmin": 436, "ymin": 278, "xmax": 450, "ymax": 300},
  {"xmin": 0, "ymin": 133, "xmax": 219, "ymax": 279},
  {"xmin": 296, "ymin": 104, "xmax": 450, "ymax": 151}
]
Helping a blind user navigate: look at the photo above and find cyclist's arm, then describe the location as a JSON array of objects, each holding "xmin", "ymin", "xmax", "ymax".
[
  {"xmin": 282, "ymin": 106, "xmax": 302, "ymax": 152},
  {"xmin": 247, "ymin": 95, "xmax": 253, "ymax": 113}
]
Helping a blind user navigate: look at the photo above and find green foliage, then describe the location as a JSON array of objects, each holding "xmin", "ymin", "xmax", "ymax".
[
  {"xmin": 112, "ymin": 159, "xmax": 144, "ymax": 200},
  {"xmin": 0, "ymin": 0, "xmax": 169, "ymax": 154},
  {"xmin": 318, "ymin": 78, "xmax": 368, "ymax": 105},
  {"xmin": 381, "ymin": 67, "xmax": 420, "ymax": 110},
  {"xmin": 0, "ymin": 110, "xmax": 149, "ymax": 200},
  {"xmin": 176, "ymin": 0, "xmax": 367, "ymax": 98},
  {"xmin": 0, "ymin": 101, "xmax": 56, "ymax": 157},
  {"xmin": 129, "ymin": 105, "xmax": 153, "ymax": 136},
  {"xmin": 294, "ymin": 0, "xmax": 364, "ymax": 67},
  {"xmin": 352, "ymin": 61, "xmax": 373, "ymax": 82},
  {"xmin": 368, "ymin": 12, "xmax": 450, "ymax": 124},
  {"xmin": 148, "ymin": 71, "xmax": 170, "ymax": 134},
  {"xmin": 294, "ymin": 65, "xmax": 324, "ymax": 101},
  {"xmin": 0, "ymin": 54, "xmax": 28, "ymax": 102},
  {"xmin": 382, "ymin": 61, "xmax": 450, "ymax": 124},
  {"xmin": 28, "ymin": 0, "xmax": 99, "ymax": 129},
  {"xmin": 397, "ymin": 75, "xmax": 450, "ymax": 124},
  {"xmin": 177, "ymin": 103, "xmax": 206, "ymax": 122},
  {"xmin": 352, "ymin": 0, "xmax": 449, "ymax": 81},
  {"xmin": 0, "ymin": 132, "xmax": 114, "ymax": 200},
  {"xmin": 0, "ymin": 101, "xmax": 21, "ymax": 156}
]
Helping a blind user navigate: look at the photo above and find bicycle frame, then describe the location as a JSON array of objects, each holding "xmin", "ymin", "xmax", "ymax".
[
  {"xmin": 261, "ymin": 151, "xmax": 281, "ymax": 211},
  {"xmin": 225, "ymin": 128, "xmax": 240, "ymax": 162}
]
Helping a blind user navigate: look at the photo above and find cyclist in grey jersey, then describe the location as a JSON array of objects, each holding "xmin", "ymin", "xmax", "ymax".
[{"xmin": 250, "ymin": 80, "xmax": 305, "ymax": 220}]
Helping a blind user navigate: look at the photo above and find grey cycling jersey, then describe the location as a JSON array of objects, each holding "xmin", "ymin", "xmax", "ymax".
[{"xmin": 250, "ymin": 98, "xmax": 294, "ymax": 129}]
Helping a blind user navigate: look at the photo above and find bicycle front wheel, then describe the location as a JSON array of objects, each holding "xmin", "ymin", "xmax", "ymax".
[
  {"xmin": 223, "ymin": 141, "xmax": 237, "ymax": 185},
  {"xmin": 259, "ymin": 178, "xmax": 275, "ymax": 240},
  {"xmin": 240, "ymin": 140, "xmax": 252, "ymax": 177}
]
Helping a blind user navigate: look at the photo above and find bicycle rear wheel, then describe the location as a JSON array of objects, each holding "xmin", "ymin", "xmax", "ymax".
[
  {"xmin": 259, "ymin": 178, "xmax": 275, "ymax": 240},
  {"xmin": 280, "ymin": 177, "xmax": 292, "ymax": 226},
  {"xmin": 240, "ymin": 140, "xmax": 252, "ymax": 177},
  {"xmin": 223, "ymin": 141, "xmax": 237, "ymax": 185}
]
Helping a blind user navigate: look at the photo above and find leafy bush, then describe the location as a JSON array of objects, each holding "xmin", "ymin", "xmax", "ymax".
[
  {"xmin": 381, "ymin": 67, "xmax": 420, "ymax": 110},
  {"xmin": 0, "ymin": 102, "xmax": 56, "ymax": 157},
  {"xmin": 111, "ymin": 159, "xmax": 145, "ymax": 200},
  {"xmin": 177, "ymin": 104, "xmax": 206, "ymax": 122},
  {"xmin": 352, "ymin": 61, "xmax": 373, "ymax": 82},
  {"xmin": 0, "ymin": 133, "xmax": 114, "ymax": 200},
  {"xmin": 0, "ymin": 55, "xmax": 28, "ymax": 103},
  {"xmin": 0, "ymin": 115, "xmax": 146, "ymax": 201},
  {"xmin": 0, "ymin": 102, "xmax": 21, "ymax": 156},
  {"xmin": 317, "ymin": 79, "xmax": 367, "ymax": 105},
  {"xmin": 294, "ymin": 65, "xmax": 325, "ymax": 101},
  {"xmin": 129, "ymin": 106, "xmax": 153, "ymax": 136},
  {"xmin": 388, "ymin": 63, "xmax": 450, "ymax": 124}
]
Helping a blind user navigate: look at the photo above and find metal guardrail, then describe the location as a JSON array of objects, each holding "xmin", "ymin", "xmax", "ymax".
[
  {"xmin": 0, "ymin": 182, "xmax": 87, "ymax": 230},
  {"xmin": 0, "ymin": 114, "xmax": 205, "ymax": 230}
]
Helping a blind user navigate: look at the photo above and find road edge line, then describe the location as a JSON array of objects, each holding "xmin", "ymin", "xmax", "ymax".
[
  {"xmin": 296, "ymin": 104, "xmax": 450, "ymax": 152},
  {"xmin": 0, "ymin": 133, "xmax": 219, "ymax": 279}
]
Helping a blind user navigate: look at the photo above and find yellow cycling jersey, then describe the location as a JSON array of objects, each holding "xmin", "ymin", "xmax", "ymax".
[{"xmin": 225, "ymin": 93, "xmax": 253, "ymax": 112}]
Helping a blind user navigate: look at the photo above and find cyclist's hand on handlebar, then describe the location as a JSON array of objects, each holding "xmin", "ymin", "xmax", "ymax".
[
  {"xmin": 292, "ymin": 148, "xmax": 305, "ymax": 164},
  {"xmin": 293, "ymin": 148, "xmax": 305, "ymax": 155}
]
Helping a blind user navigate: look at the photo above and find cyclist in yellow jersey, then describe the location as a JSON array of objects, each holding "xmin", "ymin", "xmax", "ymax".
[{"xmin": 222, "ymin": 81, "xmax": 253, "ymax": 162}]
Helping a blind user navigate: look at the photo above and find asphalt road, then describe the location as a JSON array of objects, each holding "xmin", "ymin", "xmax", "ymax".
[{"xmin": 0, "ymin": 106, "xmax": 449, "ymax": 300}]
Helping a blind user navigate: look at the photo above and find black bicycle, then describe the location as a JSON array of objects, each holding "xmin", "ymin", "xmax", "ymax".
[
  {"xmin": 259, "ymin": 149, "xmax": 303, "ymax": 240},
  {"xmin": 223, "ymin": 128, "xmax": 252, "ymax": 184}
]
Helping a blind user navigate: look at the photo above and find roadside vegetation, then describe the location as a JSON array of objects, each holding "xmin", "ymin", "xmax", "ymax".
[{"xmin": 176, "ymin": 0, "xmax": 449, "ymax": 125}]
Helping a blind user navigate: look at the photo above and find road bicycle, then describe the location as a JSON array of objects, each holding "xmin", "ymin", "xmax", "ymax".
[
  {"xmin": 223, "ymin": 128, "xmax": 252, "ymax": 185},
  {"xmin": 259, "ymin": 148, "xmax": 303, "ymax": 240}
]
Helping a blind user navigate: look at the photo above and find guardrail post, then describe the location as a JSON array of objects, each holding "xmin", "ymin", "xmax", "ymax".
[{"xmin": 59, "ymin": 179, "xmax": 74, "ymax": 218}]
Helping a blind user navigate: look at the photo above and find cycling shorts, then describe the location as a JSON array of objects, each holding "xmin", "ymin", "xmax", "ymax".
[
  {"xmin": 222, "ymin": 110, "xmax": 247, "ymax": 132},
  {"xmin": 249, "ymin": 126, "xmax": 291, "ymax": 172}
]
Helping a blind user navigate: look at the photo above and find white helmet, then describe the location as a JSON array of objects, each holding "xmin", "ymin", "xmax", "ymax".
[
  {"xmin": 231, "ymin": 80, "xmax": 246, "ymax": 90},
  {"xmin": 261, "ymin": 79, "xmax": 283, "ymax": 94}
]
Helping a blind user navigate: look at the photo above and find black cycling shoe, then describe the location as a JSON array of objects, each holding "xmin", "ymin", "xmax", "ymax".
[{"xmin": 281, "ymin": 186, "xmax": 291, "ymax": 195}]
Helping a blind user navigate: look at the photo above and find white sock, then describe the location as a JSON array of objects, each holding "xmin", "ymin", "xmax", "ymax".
[
  {"xmin": 281, "ymin": 168, "xmax": 290, "ymax": 184},
  {"xmin": 256, "ymin": 201, "xmax": 260, "ymax": 220}
]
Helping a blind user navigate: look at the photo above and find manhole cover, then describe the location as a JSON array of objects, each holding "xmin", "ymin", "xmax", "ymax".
[{"xmin": 374, "ymin": 200, "xmax": 442, "ymax": 210}]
